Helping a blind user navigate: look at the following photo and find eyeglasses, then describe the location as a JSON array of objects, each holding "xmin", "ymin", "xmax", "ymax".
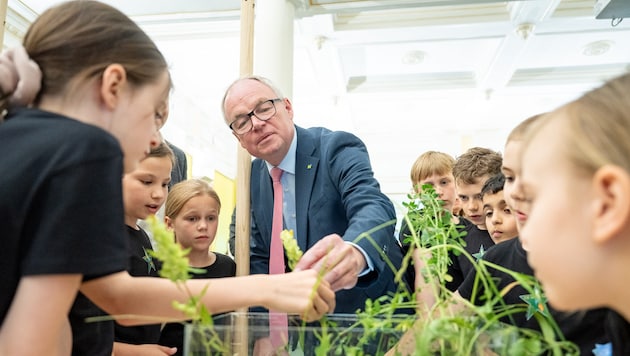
[{"xmin": 229, "ymin": 98, "xmax": 282, "ymax": 135}]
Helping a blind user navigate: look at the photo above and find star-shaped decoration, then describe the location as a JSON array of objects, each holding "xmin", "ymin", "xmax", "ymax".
[
  {"xmin": 519, "ymin": 286, "xmax": 549, "ymax": 320},
  {"xmin": 142, "ymin": 246, "xmax": 156, "ymax": 274},
  {"xmin": 306, "ymin": 164, "xmax": 312, "ymax": 169},
  {"xmin": 472, "ymin": 245, "xmax": 486, "ymax": 260},
  {"xmin": 592, "ymin": 343, "xmax": 612, "ymax": 356}
]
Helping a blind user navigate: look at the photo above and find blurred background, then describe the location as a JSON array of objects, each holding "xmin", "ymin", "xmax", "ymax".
[{"xmin": 4, "ymin": 0, "xmax": 630, "ymax": 250}]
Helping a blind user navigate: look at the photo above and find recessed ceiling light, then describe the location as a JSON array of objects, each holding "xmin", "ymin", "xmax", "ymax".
[
  {"xmin": 582, "ymin": 40, "xmax": 614, "ymax": 56},
  {"xmin": 402, "ymin": 50, "xmax": 425, "ymax": 65}
]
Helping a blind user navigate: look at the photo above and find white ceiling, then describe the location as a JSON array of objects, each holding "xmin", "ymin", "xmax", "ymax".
[{"xmin": 6, "ymin": 0, "xmax": 630, "ymax": 212}]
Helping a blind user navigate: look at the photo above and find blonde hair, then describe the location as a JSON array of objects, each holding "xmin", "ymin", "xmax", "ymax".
[
  {"xmin": 409, "ymin": 151, "xmax": 455, "ymax": 188},
  {"xmin": 506, "ymin": 114, "xmax": 544, "ymax": 143},
  {"xmin": 165, "ymin": 179, "xmax": 221, "ymax": 219},
  {"xmin": 528, "ymin": 73, "xmax": 630, "ymax": 176}
]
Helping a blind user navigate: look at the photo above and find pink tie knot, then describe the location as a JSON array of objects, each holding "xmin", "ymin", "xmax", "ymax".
[{"xmin": 271, "ymin": 167, "xmax": 283, "ymax": 183}]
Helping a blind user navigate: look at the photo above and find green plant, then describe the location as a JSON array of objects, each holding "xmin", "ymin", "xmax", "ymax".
[
  {"xmin": 393, "ymin": 185, "xmax": 579, "ymax": 355},
  {"xmin": 281, "ymin": 229, "xmax": 303, "ymax": 271},
  {"xmin": 147, "ymin": 185, "xmax": 579, "ymax": 355},
  {"xmin": 146, "ymin": 215, "xmax": 228, "ymax": 354},
  {"xmin": 280, "ymin": 227, "xmax": 412, "ymax": 355}
]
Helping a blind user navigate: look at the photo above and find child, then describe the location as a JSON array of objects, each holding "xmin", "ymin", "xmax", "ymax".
[
  {"xmin": 159, "ymin": 179, "xmax": 237, "ymax": 355},
  {"xmin": 450, "ymin": 148, "xmax": 500, "ymax": 281},
  {"xmin": 456, "ymin": 115, "xmax": 609, "ymax": 354},
  {"xmin": 400, "ymin": 151, "xmax": 493, "ymax": 291},
  {"xmin": 452, "ymin": 146, "xmax": 503, "ymax": 231},
  {"xmin": 519, "ymin": 74, "xmax": 630, "ymax": 353},
  {"xmin": 399, "ymin": 151, "xmax": 459, "ymax": 247},
  {"xmin": 70, "ymin": 143, "xmax": 176, "ymax": 356},
  {"xmin": 113, "ymin": 143, "xmax": 177, "ymax": 355},
  {"xmin": 389, "ymin": 116, "xmax": 610, "ymax": 355},
  {"xmin": 399, "ymin": 151, "xmax": 456, "ymax": 290},
  {"xmin": 480, "ymin": 173, "xmax": 518, "ymax": 244},
  {"xmin": 0, "ymin": 2, "xmax": 334, "ymax": 354},
  {"xmin": 500, "ymin": 115, "xmax": 542, "ymax": 231}
]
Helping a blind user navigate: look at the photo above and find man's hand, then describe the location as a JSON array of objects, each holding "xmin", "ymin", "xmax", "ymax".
[{"xmin": 294, "ymin": 234, "xmax": 367, "ymax": 291}]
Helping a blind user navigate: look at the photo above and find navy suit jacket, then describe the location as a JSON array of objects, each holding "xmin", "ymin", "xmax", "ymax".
[{"xmin": 249, "ymin": 126, "xmax": 405, "ymax": 313}]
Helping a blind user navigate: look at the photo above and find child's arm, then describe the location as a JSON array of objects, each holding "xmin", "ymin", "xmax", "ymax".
[
  {"xmin": 414, "ymin": 247, "xmax": 467, "ymax": 315},
  {"xmin": 113, "ymin": 342, "xmax": 177, "ymax": 356},
  {"xmin": 0, "ymin": 274, "xmax": 82, "ymax": 356},
  {"xmin": 81, "ymin": 269, "xmax": 335, "ymax": 325},
  {"xmin": 386, "ymin": 250, "xmax": 470, "ymax": 356}
]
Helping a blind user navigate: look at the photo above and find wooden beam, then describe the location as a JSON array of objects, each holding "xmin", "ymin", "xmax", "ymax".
[
  {"xmin": 0, "ymin": 0, "xmax": 8, "ymax": 49},
  {"xmin": 235, "ymin": 0, "xmax": 255, "ymax": 354}
]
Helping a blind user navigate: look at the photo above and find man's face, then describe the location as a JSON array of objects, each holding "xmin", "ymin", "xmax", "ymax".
[{"xmin": 223, "ymin": 79, "xmax": 295, "ymax": 166}]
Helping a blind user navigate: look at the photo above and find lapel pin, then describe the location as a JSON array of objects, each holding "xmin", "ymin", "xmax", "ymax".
[{"xmin": 307, "ymin": 164, "xmax": 312, "ymax": 169}]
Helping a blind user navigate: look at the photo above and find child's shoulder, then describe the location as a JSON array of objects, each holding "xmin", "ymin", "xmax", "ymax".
[{"xmin": 214, "ymin": 252, "xmax": 236, "ymax": 265}]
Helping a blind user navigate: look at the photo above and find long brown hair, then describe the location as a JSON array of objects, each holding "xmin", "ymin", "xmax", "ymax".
[{"xmin": 22, "ymin": 1, "xmax": 168, "ymax": 106}]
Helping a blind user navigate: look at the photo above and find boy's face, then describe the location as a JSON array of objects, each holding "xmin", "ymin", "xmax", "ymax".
[
  {"xmin": 417, "ymin": 173, "xmax": 456, "ymax": 213},
  {"xmin": 482, "ymin": 190, "xmax": 518, "ymax": 244},
  {"xmin": 456, "ymin": 176, "xmax": 488, "ymax": 228},
  {"xmin": 122, "ymin": 156, "xmax": 172, "ymax": 226}
]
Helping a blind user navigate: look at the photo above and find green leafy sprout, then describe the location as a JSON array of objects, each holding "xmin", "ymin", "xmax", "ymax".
[
  {"xmin": 280, "ymin": 229, "xmax": 303, "ymax": 270},
  {"xmin": 144, "ymin": 184, "xmax": 580, "ymax": 355},
  {"xmin": 146, "ymin": 215, "xmax": 227, "ymax": 354}
]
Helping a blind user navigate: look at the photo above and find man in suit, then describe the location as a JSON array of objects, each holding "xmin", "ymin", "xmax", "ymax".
[{"xmin": 222, "ymin": 76, "xmax": 406, "ymax": 313}]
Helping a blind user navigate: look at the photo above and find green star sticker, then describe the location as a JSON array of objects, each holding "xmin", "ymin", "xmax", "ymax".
[
  {"xmin": 519, "ymin": 286, "xmax": 549, "ymax": 320},
  {"xmin": 472, "ymin": 245, "xmax": 486, "ymax": 260},
  {"xmin": 142, "ymin": 246, "xmax": 156, "ymax": 274}
]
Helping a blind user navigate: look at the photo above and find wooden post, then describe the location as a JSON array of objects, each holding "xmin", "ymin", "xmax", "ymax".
[
  {"xmin": 235, "ymin": 0, "xmax": 254, "ymax": 282},
  {"xmin": 235, "ymin": 0, "xmax": 255, "ymax": 354},
  {"xmin": 0, "ymin": 0, "xmax": 8, "ymax": 49}
]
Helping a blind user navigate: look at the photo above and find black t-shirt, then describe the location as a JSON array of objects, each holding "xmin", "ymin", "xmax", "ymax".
[
  {"xmin": 0, "ymin": 108, "xmax": 127, "ymax": 323},
  {"xmin": 124, "ymin": 225, "xmax": 161, "ymax": 278},
  {"xmin": 158, "ymin": 253, "xmax": 236, "ymax": 355},
  {"xmin": 69, "ymin": 293, "xmax": 114, "ymax": 356},
  {"xmin": 444, "ymin": 219, "xmax": 494, "ymax": 291},
  {"xmin": 114, "ymin": 226, "xmax": 162, "ymax": 344},
  {"xmin": 606, "ymin": 310, "xmax": 630, "ymax": 355},
  {"xmin": 399, "ymin": 216, "xmax": 494, "ymax": 291},
  {"xmin": 458, "ymin": 238, "xmax": 610, "ymax": 355}
]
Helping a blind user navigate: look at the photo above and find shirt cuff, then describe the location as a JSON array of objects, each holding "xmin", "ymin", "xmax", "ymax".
[{"xmin": 345, "ymin": 241, "xmax": 374, "ymax": 277}]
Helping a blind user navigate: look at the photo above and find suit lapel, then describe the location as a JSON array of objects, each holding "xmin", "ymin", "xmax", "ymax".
[
  {"xmin": 295, "ymin": 127, "xmax": 318, "ymax": 252},
  {"xmin": 253, "ymin": 160, "xmax": 274, "ymax": 242}
]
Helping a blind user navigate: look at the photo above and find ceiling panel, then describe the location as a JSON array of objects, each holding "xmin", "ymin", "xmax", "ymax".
[{"xmin": 6, "ymin": 0, "xmax": 630, "ymax": 209}]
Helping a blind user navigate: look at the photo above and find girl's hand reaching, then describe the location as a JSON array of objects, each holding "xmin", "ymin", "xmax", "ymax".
[{"xmin": 261, "ymin": 269, "xmax": 335, "ymax": 322}]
